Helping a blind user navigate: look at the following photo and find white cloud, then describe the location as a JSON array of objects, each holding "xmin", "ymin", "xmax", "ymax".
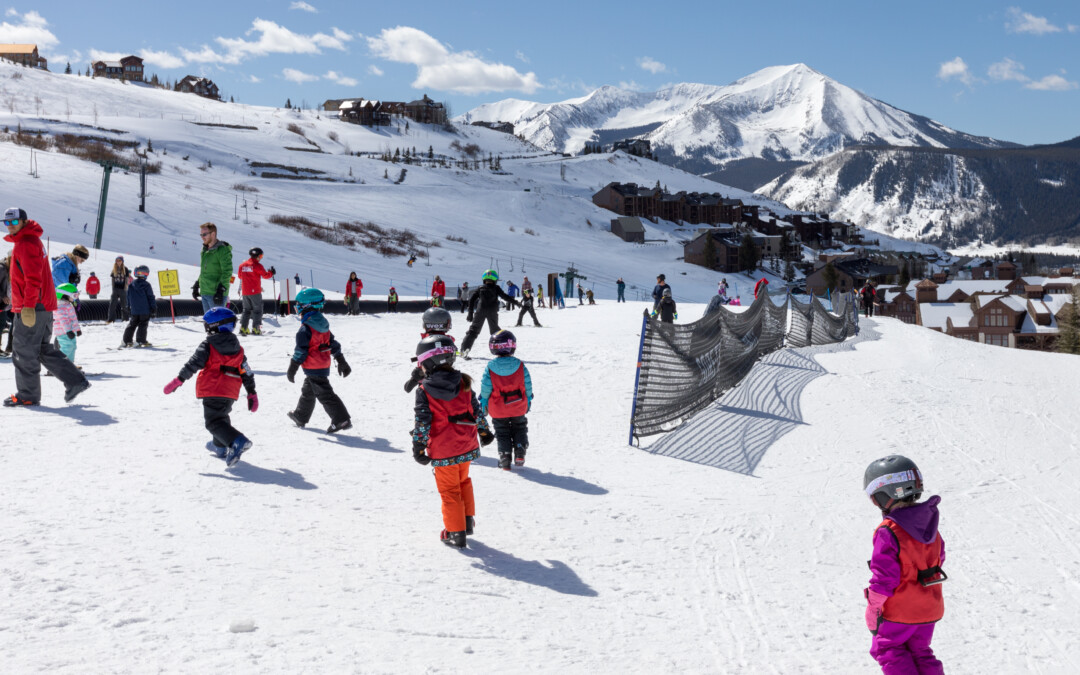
[
  {"xmin": 1025, "ymin": 74, "xmax": 1078, "ymax": 91},
  {"xmin": 215, "ymin": 18, "xmax": 352, "ymax": 64},
  {"xmin": 282, "ymin": 67, "xmax": 319, "ymax": 84},
  {"xmin": 1005, "ymin": 7, "xmax": 1061, "ymax": 35},
  {"xmin": 324, "ymin": 70, "xmax": 358, "ymax": 87},
  {"xmin": 366, "ymin": 26, "xmax": 540, "ymax": 94},
  {"xmin": 88, "ymin": 49, "xmax": 127, "ymax": 62},
  {"xmin": 637, "ymin": 57, "xmax": 666, "ymax": 74},
  {"xmin": 367, "ymin": 64, "xmax": 383, "ymax": 76},
  {"xmin": 248, "ymin": 74, "xmax": 261, "ymax": 83},
  {"xmin": 618, "ymin": 80, "xmax": 645, "ymax": 91},
  {"xmin": 1069, "ymin": 24, "xmax": 1079, "ymax": 33},
  {"xmin": 0, "ymin": 9, "xmax": 60, "ymax": 51},
  {"xmin": 139, "ymin": 49, "xmax": 185, "ymax": 69},
  {"xmin": 290, "ymin": 1, "xmax": 318, "ymax": 12},
  {"xmin": 937, "ymin": 57, "xmax": 973, "ymax": 86},
  {"xmin": 179, "ymin": 45, "xmax": 223, "ymax": 64},
  {"xmin": 515, "ymin": 50, "xmax": 529, "ymax": 64},
  {"xmin": 988, "ymin": 58, "xmax": 1027, "ymax": 82},
  {"xmin": 5, "ymin": 8, "xmax": 17, "ymax": 17}
]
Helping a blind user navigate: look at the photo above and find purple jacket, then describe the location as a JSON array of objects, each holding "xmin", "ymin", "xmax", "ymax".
[{"xmin": 868, "ymin": 496, "xmax": 945, "ymax": 597}]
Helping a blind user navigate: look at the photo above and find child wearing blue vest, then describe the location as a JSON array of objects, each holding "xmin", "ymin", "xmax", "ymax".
[
  {"xmin": 285, "ymin": 288, "xmax": 352, "ymax": 434},
  {"xmin": 863, "ymin": 455, "xmax": 946, "ymax": 675},
  {"xmin": 479, "ymin": 329, "xmax": 533, "ymax": 470}
]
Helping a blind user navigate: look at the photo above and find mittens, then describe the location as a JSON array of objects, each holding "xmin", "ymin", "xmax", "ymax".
[
  {"xmin": 20, "ymin": 306, "xmax": 36, "ymax": 328},
  {"xmin": 247, "ymin": 393, "xmax": 259, "ymax": 412},
  {"xmin": 478, "ymin": 428, "xmax": 495, "ymax": 447},
  {"xmin": 865, "ymin": 589, "xmax": 887, "ymax": 634},
  {"xmin": 66, "ymin": 331, "xmax": 76, "ymax": 339},
  {"xmin": 213, "ymin": 284, "xmax": 225, "ymax": 305},
  {"xmin": 191, "ymin": 281, "xmax": 200, "ymax": 300},
  {"xmin": 286, "ymin": 359, "xmax": 300, "ymax": 383},
  {"xmin": 412, "ymin": 441, "xmax": 431, "ymax": 465},
  {"xmin": 334, "ymin": 354, "xmax": 352, "ymax": 378},
  {"xmin": 163, "ymin": 377, "xmax": 183, "ymax": 394}
]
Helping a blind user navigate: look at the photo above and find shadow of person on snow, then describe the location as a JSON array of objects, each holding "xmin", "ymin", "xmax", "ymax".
[
  {"xmin": 35, "ymin": 405, "xmax": 118, "ymax": 426},
  {"xmin": 315, "ymin": 434, "xmax": 403, "ymax": 453},
  {"xmin": 200, "ymin": 464, "xmax": 317, "ymax": 490},
  {"xmin": 463, "ymin": 540, "xmax": 598, "ymax": 597},
  {"xmin": 472, "ymin": 455, "xmax": 607, "ymax": 495}
]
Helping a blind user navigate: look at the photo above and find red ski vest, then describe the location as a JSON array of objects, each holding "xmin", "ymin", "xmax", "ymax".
[
  {"xmin": 302, "ymin": 328, "xmax": 332, "ymax": 370},
  {"xmin": 424, "ymin": 386, "xmax": 480, "ymax": 459},
  {"xmin": 487, "ymin": 364, "xmax": 528, "ymax": 418},
  {"xmin": 878, "ymin": 519, "xmax": 945, "ymax": 624},
  {"xmin": 195, "ymin": 345, "xmax": 246, "ymax": 400}
]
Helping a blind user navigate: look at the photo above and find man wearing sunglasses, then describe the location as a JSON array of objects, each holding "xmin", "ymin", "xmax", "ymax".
[
  {"xmin": 2, "ymin": 207, "xmax": 90, "ymax": 406},
  {"xmin": 193, "ymin": 223, "xmax": 233, "ymax": 313}
]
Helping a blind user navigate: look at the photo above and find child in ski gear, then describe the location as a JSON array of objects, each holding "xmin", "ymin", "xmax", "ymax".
[
  {"xmin": 585, "ymin": 288, "xmax": 595, "ymax": 305},
  {"xmin": 405, "ymin": 307, "xmax": 455, "ymax": 393},
  {"xmin": 86, "ymin": 271, "xmax": 100, "ymax": 299},
  {"xmin": 480, "ymin": 330, "xmax": 532, "ymax": 469},
  {"xmin": 163, "ymin": 307, "xmax": 256, "ymax": 467},
  {"xmin": 53, "ymin": 283, "xmax": 81, "ymax": 364},
  {"xmin": 864, "ymin": 455, "xmax": 946, "ymax": 675},
  {"xmin": 411, "ymin": 334, "xmax": 494, "ymax": 548},
  {"xmin": 122, "ymin": 265, "xmax": 156, "ymax": 347},
  {"xmin": 388, "ymin": 287, "xmax": 399, "ymax": 312},
  {"xmin": 238, "ymin": 247, "xmax": 275, "ymax": 335},
  {"xmin": 460, "ymin": 269, "xmax": 518, "ymax": 359},
  {"xmin": 652, "ymin": 287, "xmax": 677, "ymax": 323},
  {"xmin": 536, "ymin": 284, "xmax": 545, "ymax": 308},
  {"xmin": 515, "ymin": 288, "xmax": 542, "ymax": 327},
  {"xmin": 285, "ymin": 288, "xmax": 352, "ymax": 434},
  {"xmin": 0, "ymin": 253, "xmax": 11, "ymax": 356}
]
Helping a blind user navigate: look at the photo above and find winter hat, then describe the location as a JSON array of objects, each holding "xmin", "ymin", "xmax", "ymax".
[
  {"xmin": 657, "ymin": 273, "xmax": 665, "ymax": 281},
  {"xmin": 3, "ymin": 207, "xmax": 27, "ymax": 222},
  {"xmin": 72, "ymin": 245, "xmax": 90, "ymax": 261}
]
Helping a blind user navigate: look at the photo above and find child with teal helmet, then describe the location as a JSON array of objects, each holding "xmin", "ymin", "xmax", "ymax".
[
  {"xmin": 53, "ymin": 283, "xmax": 81, "ymax": 364},
  {"xmin": 286, "ymin": 287, "xmax": 353, "ymax": 434}
]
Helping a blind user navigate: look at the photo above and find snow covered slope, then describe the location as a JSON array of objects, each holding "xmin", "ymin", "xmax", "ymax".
[
  {"xmin": 0, "ymin": 60, "xmax": 793, "ymax": 305},
  {"xmin": 460, "ymin": 64, "xmax": 1013, "ymax": 171},
  {"xmin": 2, "ymin": 304, "xmax": 1078, "ymax": 672}
]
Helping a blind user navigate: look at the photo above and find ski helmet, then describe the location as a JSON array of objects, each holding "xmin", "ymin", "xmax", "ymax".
[
  {"xmin": 482, "ymin": 269, "xmax": 498, "ymax": 283},
  {"xmin": 203, "ymin": 306, "xmax": 237, "ymax": 334},
  {"xmin": 864, "ymin": 455, "xmax": 924, "ymax": 511},
  {"xmin": 56, "ymin": 283, "xmax": 78, "ymax": 300},
  {"xmin": 422, "ymin": 307, "xmax": 452, "ymax": 333},
  {"xmin": 488, "ymin": 329, "xmax": 517, "ymax": 356},
  {"xmin": 249, "ymin": 247, "xmax": 263, "ymax": 258},
  {"xmin": 296, "ymin": 287, "xmax": 325, "ymax": 313},
  {"xmin": 662, "ymin": 287, "xmax": 672, "ymax": 297},
  {"xmin": 134, "ymin": 265, "xmax": 150, "ymax": 278},
  {"xmin": 415, "ymin": 334, "xmax": 456, "ymax": 371}
]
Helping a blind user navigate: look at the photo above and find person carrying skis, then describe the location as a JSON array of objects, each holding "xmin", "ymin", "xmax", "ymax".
[
  {"xmin": 515, "ymin": 288, "xmax": 541, "ymax": 327},
  {"xmin": 121, "ymin": 265, "xmax": 156, "ymax": 348},
  {"xmin": 3, "ymin": 207, "xmax": 90, "ymax": 407},
  {"xmin": 652, "ymin": 287, "xmax": 677, "ymax": 323},
  {"xmin": 388, "ymin": 286, "xmax": 399, "ymax": 312},
  {"xmin": 480, "ymin": 329, "xmax": 533, "ymax": 470},
  {"xmin": 85, "ymin": 271, "xmax": 100, "ymax": 299},
  {"xmin": 345, "ymin": 272, "xmax": 362, "ymax": 315},
  {"xmin": 106, "ymin": 256, "xmax": 130, "ymax": 323},
  {"xmin": 194, "ymin": 223, "xmax": 232, "ymax": 313},
  {"xmin": 460, "ymin": 269, "xmax": 518, "ymax": 359},
  {"xmin": 404, "ymin": 307, "xmax": 455, "ymax": 393},
  {"xmin": 52, "ymin": 283, "xmax": 81, "ymax": 365},
  {"xmin": 410, "ymin": 333, "xmax": 495, "ymax": 548},
  {"xmin": 163, "ymin": 307, "xmax": 257, "ymax": 467},
  {"xmin": 863, "ymin": 455, "xmax": 947, "ymax": 674},
  {"xmin": 237, "ymin": 247, "xmax": 275, "ymax": 335},
  {"xmin": 285, "ymin": 288, "xmax": 353, "ymax": 434}
]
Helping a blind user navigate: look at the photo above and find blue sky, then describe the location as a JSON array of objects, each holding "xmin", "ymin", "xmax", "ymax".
[{"xmin": 2, "ymin": 1, "xmax": 1077, "ymax": 144}]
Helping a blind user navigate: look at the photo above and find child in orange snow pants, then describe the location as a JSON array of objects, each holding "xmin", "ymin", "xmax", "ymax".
[{"xmin": 434, "ymin": 463, "xmax": 475, "ymax": 533}]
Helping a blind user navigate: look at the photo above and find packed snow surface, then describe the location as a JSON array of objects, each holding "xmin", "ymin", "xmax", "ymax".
[{"xmin": 2, "ymin": 298, "xmax": 1079, "ymax": 672}]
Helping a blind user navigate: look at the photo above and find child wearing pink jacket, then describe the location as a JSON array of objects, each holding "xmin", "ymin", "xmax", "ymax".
[{"xmin": 52, "ymin": 282, "xmax": 81, "ymax": 364}]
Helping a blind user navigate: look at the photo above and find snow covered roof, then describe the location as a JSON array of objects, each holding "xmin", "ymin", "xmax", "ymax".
[
  {"xmin": 936, "ymin": 280, "xmax": 1011, "ymax": 298},
  {"xmin": 1021, "ymin": 312, "xmax": 1059, "ymax": 334},
  {"xmin": 997, "ymin": 296, "xmax": 1028, "ymax": 313},
  {"xmin": 920, "ymin": 302, "xmax": 972, "ymax": 331},
  {"xmin": 1017, "ymin": 276, "xmax": 1080, "ymax": 288},
  {"xmin": 973, "ymin": 293, "xmax": 1008, "ymax": 309}
]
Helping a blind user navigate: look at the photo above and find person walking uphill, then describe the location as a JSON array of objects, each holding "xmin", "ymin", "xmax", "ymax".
[
  {"xmin": 460, "ymin": 269, "xmax": 518, "ymax": 360},
  {"xmin": 192, "ymin": 223, "xmax": 232, "ymax": 313},
  {"xmin": 237, "ymin": 247, "xmax": 275, "ymax": 335},
  {"xmin": 106, "ymin": 256, "xmax": 130, "ymax": 323},
  {"xmin": 344, "ymin": 272, "xmax": 362, "ymax": 315},
  {"xmin": 285, "ymin": 288, "xmax": 353, "ymax": 434},
  {"xmin": 3, "ymin": 207, "xmax": 90, "ymax": 407}
]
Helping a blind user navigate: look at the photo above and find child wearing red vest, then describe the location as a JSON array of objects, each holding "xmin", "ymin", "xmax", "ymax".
[
  {"xmin": 479, "ymin": 329, "xmax": 533, "ymax": 470},
  {"xmin": 404, "ymin": 307, "xmax": 454, "ymax": 394},
  {"xmin": 163, "ymin": 308, "xmax": 257, "ymax": 467},
  {"xmin": 411, "ymin": 334, "xmax": 494, "ymax": 548},
  {"xmin": 864, "ymin": 455, "xmax": 946, "ymax": 675},
  {"xmin": 285, "ymin": 288, "xmax": 352, "ymax": 434}
]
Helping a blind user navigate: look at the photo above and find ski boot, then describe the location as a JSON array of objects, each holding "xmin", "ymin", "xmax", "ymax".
[
  {"xmin": 465, "ymin": 516, "xmax": 475, "ymax": 535},
  {"xmin": 64, "ymin": 380, "xmax": 91, "ymax": 403},
  {"xmin": 119, "ymin": 342, "xmax": 133, "ymax": 349},
  {"xmin": 3, "ymin": 394, "xmax": 36, "ymax": 407},
  {"xmin": 205, "ymin": 441, "xmax": 227, "ymax": 458},
  {"xmin": 251, "ymin": 327, "xmax": 262, "ymax": 336},
  {"xmin": 135, "ymin": 342, "xmax": 153, "ymax": 348},
  {"xmin": 440, "ymin": 529, "xmax": 466, "ymax": 549},
  {"xmin": 238, "ymin": 327, "xmax": 250, "ymax": 336},
  {"xmin": 498, "ymin": 452, "xmax": 512, "ymax": 471},
  {"xmin": 460, "ymin": 348, "xmax": 470, "ymax": 360},
  {"xmin": 514, "ymin": 443, "xmax": 526, "ymax": 467},
  {"xmin": 225, "ymin": 434, "xmax": 252, "ymax": 467},
  {"xmin": 327, "ymin": 418, "xmax": 352, "ymax": 434},
  {"xmin": 286, "ymin": 411, "xmax": 306, "ymax": 428}
]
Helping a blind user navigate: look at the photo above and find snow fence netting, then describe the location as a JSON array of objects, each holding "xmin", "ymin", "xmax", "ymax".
[{"xmin": 630, "ymin": 291, "xmax": 857, "ymax": 441}]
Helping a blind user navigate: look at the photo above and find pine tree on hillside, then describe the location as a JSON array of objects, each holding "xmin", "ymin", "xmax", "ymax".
[
  {"xmin": 1057, "ymin": 287, "xmax": 1080, "ymax": 355},
  {"xmin": 64, "ymin": 62, "xmax": 71, "ymax": 74},
  {"xmin": 738, "ymin": 233, "xmax": 758, "ymax": 273},
  {"xmin": 703, "ymin": 234, "xmax": 717, "ymax": 270},
  {"xmin": 285, "ymin": 98, "xmax": 292, "ymax": 109},
  {"xmin": 899, "ymin": 262, "xmax": 911, "ymax": 288},
  {"xmin": 823, "ymin": 261, "xmax": 839, "ymax": 292},
  {"xmin": 783, "ymin": 259, "xmax": 795, "ymax": 282}
]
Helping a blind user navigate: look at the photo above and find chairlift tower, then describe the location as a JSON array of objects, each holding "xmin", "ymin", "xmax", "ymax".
[{"xmin": 93, "ymin": 159, "xmax": 132, "ymax": 250}]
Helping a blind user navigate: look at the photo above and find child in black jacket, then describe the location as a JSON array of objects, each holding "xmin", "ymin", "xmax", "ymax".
[{"xmin": 122, "ymin": 265, "xmax": 156, "ymax": 347}]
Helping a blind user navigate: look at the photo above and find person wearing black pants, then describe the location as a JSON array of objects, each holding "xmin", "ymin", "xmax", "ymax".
[
  {"xmin": 514, "ymin": 288, "xmax": 541, "ymax": 327},
  {"xmin": 106, "ymin": 256, "xmax": 130, "ymax": 323},
  {"xmin": 203, "ymin": 397, "xmax": 244, "ymax": 451},
  {"xmin": 121, "ymin": 266, "xmax": 155, "ymax": 347},
  {"xmin": 460, "ymin": 271, "xmax": 517, "ymax": 358},
  {"xmin": 293, "ymin": 376, "xmax": 350, "ymax": 426}
]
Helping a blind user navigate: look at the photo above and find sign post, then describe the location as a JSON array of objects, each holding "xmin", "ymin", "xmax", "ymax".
[{"xmin": 157, "ymin": 269, "xmax": 181, "ymax": 324}]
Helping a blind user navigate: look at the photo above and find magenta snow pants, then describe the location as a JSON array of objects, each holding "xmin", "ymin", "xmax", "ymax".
[{"xmin": 870, "ymin": 621, "xmax": 943, "ymax": 674}]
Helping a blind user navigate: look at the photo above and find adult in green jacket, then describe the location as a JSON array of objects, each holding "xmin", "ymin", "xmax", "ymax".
[{"xmin": 194, "ymin": 222, "xmax": 233, "ymax": 312}]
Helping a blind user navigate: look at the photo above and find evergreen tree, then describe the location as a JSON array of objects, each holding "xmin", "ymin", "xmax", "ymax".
[
  {"xmin": 738, "ymin": 233, "xmax": 759, "ymax": 273},
  {"xmin": 703, "ymin": 234, "xmax": 717, "ymax": 270},
  {"xmin": 1057, "ymin": 287, "xmax": 1080, "ymax": 355},
  {"xmin": 898, "ymin": 261, "xmax": 911, "ymax": 288},
  {"xmin": 783, "ymin": 259, "xmax": 795, "ymax": 282},
  {"xmin": 427, "ymin": 145, "xmax": 433, "ymax": 159},
  {"xmin": 285, "ymin": 98, "xmax": 292, "ymax": 109},
  {"xmin": 64, "ymin": 62, "xmax": 71, "ymax": 74},
  {"xmin": 823, "ymin": 261, "xmax": 839, "ymax": 292}
]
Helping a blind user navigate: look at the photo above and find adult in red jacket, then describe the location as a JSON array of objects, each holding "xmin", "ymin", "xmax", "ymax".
[
  {"xmin": 431, "ymin": 275, "xmax": 446, "ymax": 300},
  {"xmin": 85, "ymin": 272, "xmax": 101, "ymax": 299},
  {"xmin": 237, "ymin": 247, "xmax": 275, "ymax": 335},
  {"xmin": 3, "ymin": 207, "xmax": 90, "ymax": 406},
  {"xmin": 754, "ymin": 277, "xmax": 769, "ymax": 299},
  {"xmin": 344, "ymin": 272, "xmax": 362, "ymax": 315}
]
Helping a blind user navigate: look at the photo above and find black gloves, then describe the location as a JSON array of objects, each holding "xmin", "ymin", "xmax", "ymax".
[
  {"xmin": 268, "ymin": 266, "xmax": 276, "ymax": 276},
  {"xmin": 412, "ymin": 441, "xmax": 431, "ymax": 465},
  {"xmin": 191, "ymin": 281, "xmax": 200, "ymax": 300},
  {"xmin": 335, "ymin": 354, "xmax": 352, "ymax": 378},
  {"xmin": 69, "ymin": 271, "xmax": 80, "ymax": 284},
  {"xmin": 76, "ymin": 330, "xmax": 82, "ymax": 337},
  {"xmin": 213, "ymin": 284, "xmax": 225, "ymax": 305},
  {"xmin": 286, "ymin": 359, "xmax": 300, "ymax": 383},
  {"xmin": 404, "ymin": 367, "xmax": 423, "ymax": 393},
  {"xmin": 478, "ymin": 428, "xmax": 495, "ymax": 446},
  {"xmin": 65, "ymin": 330, "xmax": 76, "ymax": 339},
  {"xmin": 466, "ymin": 312, "xmax": 474, "ymax": 322}
]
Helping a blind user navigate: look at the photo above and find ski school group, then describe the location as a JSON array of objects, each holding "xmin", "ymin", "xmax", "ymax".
[{"xmin": 5, "ymin": 209, "xmax": 950, "ymax": 671}]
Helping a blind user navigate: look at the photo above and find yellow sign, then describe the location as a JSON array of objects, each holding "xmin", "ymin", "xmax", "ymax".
[{"xmin": 157, "ymin": 269, "xmax": 181, "ymax": 297}]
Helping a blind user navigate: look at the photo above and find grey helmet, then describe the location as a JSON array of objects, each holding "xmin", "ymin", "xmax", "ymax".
[
  {"xmin": 864, "ymin": 455, "xmax": 924, "ymax": 511},
  {"xmin": 422, "ymin": 306, "xmax": 452, "ymax": 334},
  {"xmin": 415, "ymin": 334, "xmax": 456, "ymax": 371}
]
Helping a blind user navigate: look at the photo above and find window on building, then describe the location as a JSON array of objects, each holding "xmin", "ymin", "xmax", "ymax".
[{"xmin": 986, "ymin": 333, "xmax": 1009, "ymax": 347}]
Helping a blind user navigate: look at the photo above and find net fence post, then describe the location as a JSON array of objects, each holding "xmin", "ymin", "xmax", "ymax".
[{"xmin": 628, "ymin": 311, "xmax": 649, "ymax": 446}]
